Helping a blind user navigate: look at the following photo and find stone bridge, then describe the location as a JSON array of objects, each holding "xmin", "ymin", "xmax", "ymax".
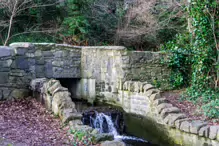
[{"xmin": 0, "ymin": 42, "xmax": 170, "ymax": 101}]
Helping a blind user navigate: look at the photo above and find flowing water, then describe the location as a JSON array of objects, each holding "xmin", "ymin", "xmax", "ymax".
[
  {"xmin": 92, "ymin": 112, "xmax": 146, "ymax": 141},
  {"xmin": 74, "ymin": 100, "xmax": 159, "ymax": 145},
  {"xmin": 82, "ymin": 110, "xmax": 158, "ymax": 146}
]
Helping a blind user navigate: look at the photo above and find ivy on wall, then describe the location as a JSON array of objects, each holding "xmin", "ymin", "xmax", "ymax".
[{"xmin": 162, "ymin": 0, "xmax": 219, "ymax": 118}]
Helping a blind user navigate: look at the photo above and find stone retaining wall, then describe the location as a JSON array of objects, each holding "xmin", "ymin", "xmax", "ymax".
[
  {"xmin": 101, "ymin": 81, "xmax": 219, "ymax": 145},
  {"xmin": 30, "ymin": 78, "xmax": 121, "ymax": 145}
]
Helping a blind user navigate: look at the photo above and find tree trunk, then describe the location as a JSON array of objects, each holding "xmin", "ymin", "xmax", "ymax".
[{"xmin": 4, "ymin": 0, "xmax": 18, "ymax": 46}]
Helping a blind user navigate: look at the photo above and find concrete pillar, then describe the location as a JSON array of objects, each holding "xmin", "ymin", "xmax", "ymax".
[
  {"xmin": 87, "ymin": 79, "xmax": 96, "ymax": 104},
  {"xmin": 80, "ymin": 79, "xmax": 88, "ymax": 99}
]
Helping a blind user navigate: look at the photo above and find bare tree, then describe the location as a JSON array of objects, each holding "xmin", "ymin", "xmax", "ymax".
[
  {"xmin": 0, "ymin": 0, "xmax": 60, "ymax": 46},
  {"xmin": 116, "ymin": 0, "xmax": 187, "ymax": 50}
]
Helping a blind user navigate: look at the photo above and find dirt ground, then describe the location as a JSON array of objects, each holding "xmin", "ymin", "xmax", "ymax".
[
  {"xmin": 0, "ymin": 98, "xmax": 70, "ymax": 146},
  {"xmin": 161, "ymin": 90, "xmax": 219, "ymax": 125}
]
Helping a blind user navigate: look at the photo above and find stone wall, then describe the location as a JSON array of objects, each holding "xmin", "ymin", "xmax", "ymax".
[
  {"xmin": 30, "ymin": 78, "xmax": 117, "ymax": 144},
  {"xmin": 33, "ymin": 43, "xmax": 81, "ymax": 78},
  {"xmin": 81, "ymin": 47, "xmax": 170, "ymax": 98},
  {"xmin": 0, "ymin": 42, "xmax": 170, "ymax": 101},
  {"xmin": 0, "ymin": 43, "xmax": 81, "ymax": 100},
  {"xmin": 0, "ymin": 45, "xmax": 33, "ymax": 100},
  {"xmin": 101, "ymin": 81, "xmax": 219, "ymax": 146}
]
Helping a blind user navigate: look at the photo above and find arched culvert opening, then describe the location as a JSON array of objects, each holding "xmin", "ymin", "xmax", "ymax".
[
  {"xmin": 57, "ymin": 78, "xmax": 96, "ymax": 106},
  {"xmin": 56, "ymin": 78, "xmax": 81, "ymax": 100}
]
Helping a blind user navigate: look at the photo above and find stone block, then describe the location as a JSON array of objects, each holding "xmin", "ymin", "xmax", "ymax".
[
  {"xmin": 160, "ymin": 107, "xmax": 181, "ymax": 119},
  {"xmin": 0, "ymin": 90, "xmax": 3, "ymax": 100},
  {"xmin": 217, "ymin": 129, "xmax": 219, "ymax": 141},
  {"xmin": 52, "ymin": 86, "xmax": 68, "ymax": 96},
  {"xmin": 209, "ymin": 126, "xmax": 219, "ymax": 140},
  {"xmin": 35, "ymin": 50, "xmax": 42, "ymax": 57},
  {"xmin": 10, "ymin": 70, "xmax": 25, "ymax": 77},
  {"xmin": 12, "ymin": 56, "xmax": 29, "ymax": 70},
  {"xmin": 190, "ymin": 120, "xmax": 208, "ymax": 134},
  {"xmin": 153, "ymin": 98, "xmax": 168, "ymax": 106},
  {"xmin": 175, "ymin": 118, "xmax": 191, "ymax": 129},
  {"xmin": 143, "ymin": 84, "xmax": 154, "ymax": 92},
  {"xmin": 134, "ymin": 82, "xmax": 141, "ymax": 93},
  {"xmin": 0, "ymin": 59, "xmax": 13, "ymax": 68},
  {"xmin": 42, "ymin": 51, "xmax": 53, "ymax": 57},
  {"xmin": 0, "ymin": 46, "xmax": 15, "ymax": 57},
  {"xmin": 199, "ymin": 126, "xmax": 210, "ymax": 137},
  {"xmin": 145, "ymin": 89, "xmax": 159, "ymax": 97},
  {"xmin": 164, "ymin": 113, "xmax": 186, "ymax": 127},
  {"xmin": 52, "ymin": 91, "xmax": 75, "ymax": 115},
  {"xmin": 122, "ymin": 56, "xmax": 130, "ymax": 64},
  {"xmin": 93, "ymin": 133, "xmax": 114, "ymax": 144},
  {"xmin": 15, "ymin": 48, "xmax": 27, "ymax": 55},
  {"xmin": 54, "ymin": 51, "xmax": 63, "ymax": 58},
  {"xmin": 61, "ymin": 108, "xmax": 82, "ymax": 123},
  {"xmin": 36, "ymin": 65, "xmax": 45, "ymax": 78},
  {"xmin": 9, "ymin": 42, "xmax": 34, "ymax": 48},
  {"xmin": 0, "ymin": 72, "xmax": 9, "ymax": 83},
  {"xmin": 47, "ymin": 80, "xmax": 61, "ymax": 94},
  {"xmin": 45, "ymin": 62, "xmax": 53, "ymax": 78},
  {"xmin": 10, "ymin": 89, "xmax": 30, "ymax": 99},
  {"xmin": 150, "ymin": 93, "xmax": 161, "ymax": 101},
  {"xmin": 35, "ymin": 57, "xmax": 44, "ymax": 65},
  {"xmin": 180, "ymin": 121, "xmax": 190, "ymax": 133},
  {"xmin": 30, "ymin": 78, "xmax": 47, "ymax": 92},
  {"xmin": 157, "ymin": 103, "xmax": 173, "ymax": 114}
]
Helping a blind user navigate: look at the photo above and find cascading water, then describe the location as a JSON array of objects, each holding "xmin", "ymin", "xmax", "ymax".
[{"xmin": 90, "ymin": 112, "xmax": 147, "ymax": 143}]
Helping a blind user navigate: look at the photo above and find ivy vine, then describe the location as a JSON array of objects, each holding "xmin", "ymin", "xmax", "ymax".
[{"xmin": 162, "ymin": 0, "xmax": 219, "ymax": 118}]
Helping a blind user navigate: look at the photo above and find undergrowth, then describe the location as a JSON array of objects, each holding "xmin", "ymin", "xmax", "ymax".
[{"xmin": 161, "ymin": 0, "xmax": 219, "ymax": 118}]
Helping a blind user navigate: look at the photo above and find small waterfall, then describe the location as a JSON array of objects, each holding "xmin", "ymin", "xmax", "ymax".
[
  {"xmin": 93, "ymin": 112, "xmax": 119, "ymax": 136},
  {"xmin": 91, "ymin": 112, "xmax": 147, "ymax": 142}
]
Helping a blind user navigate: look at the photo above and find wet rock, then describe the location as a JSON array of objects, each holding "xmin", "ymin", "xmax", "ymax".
[
  {"xmin": 93, "ymin": 133, "xmax": 114, "ymax": 143},
  {"xmin": 100, "ymin": 140, "xmax": 126, "ymax": 146},
  {"xmin": 91, "ymin": 129, "xmax": 99, "ymax": 135},
  {"xmin": 209, "ymin": 126, "xmax": 219, "ymax": 140},
  {"xmin": 190, "ymin": 120, "xmax": 208, "ymax": 134}
]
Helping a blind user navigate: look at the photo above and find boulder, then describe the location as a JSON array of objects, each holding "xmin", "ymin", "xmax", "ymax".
[{"xmin": 93, "ymin": 133, "xmax": 114, "ymax": 144}]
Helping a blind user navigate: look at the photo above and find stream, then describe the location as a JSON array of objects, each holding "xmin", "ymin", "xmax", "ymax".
[{"xmin": 75, "ymin": 100, "xmax": 159, "ymax": 146}]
